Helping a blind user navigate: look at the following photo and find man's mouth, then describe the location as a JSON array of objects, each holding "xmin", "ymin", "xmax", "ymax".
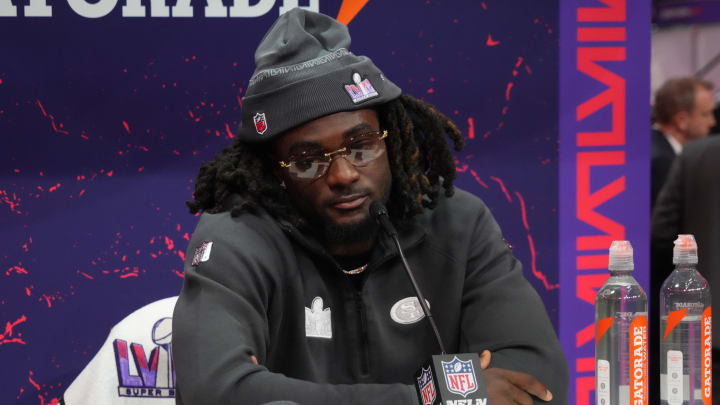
[{"xmin": 329, "ymin": 194, "xmax": 368, "ymax": 210}]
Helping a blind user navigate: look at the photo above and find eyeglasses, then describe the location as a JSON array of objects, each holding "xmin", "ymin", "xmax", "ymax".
[{"xmin": 278, "ymin": 130, "xmax": 388, "ymax": 181}]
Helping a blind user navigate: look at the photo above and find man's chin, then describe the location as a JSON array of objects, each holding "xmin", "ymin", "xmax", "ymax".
[{"xmin": 320, "ymin": 214, "xmax": 377, "ymax": 245}]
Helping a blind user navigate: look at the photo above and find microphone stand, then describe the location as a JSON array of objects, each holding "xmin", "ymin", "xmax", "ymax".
[
  {"xmin": 390, "ymin": 233, "xmax": 446, "ymax": 355},
  {"xmin": 370, "ymin": 201, "xmax": 488, "ymax": 405}
]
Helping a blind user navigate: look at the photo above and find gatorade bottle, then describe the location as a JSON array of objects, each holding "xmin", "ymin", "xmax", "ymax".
[
  {"xmin": 660, "ymin": 234, "xmax": 712, "ymax": 404},
  {"xmin": 596, "ymin": 240, "xmax": 649, "ymax": 405}
]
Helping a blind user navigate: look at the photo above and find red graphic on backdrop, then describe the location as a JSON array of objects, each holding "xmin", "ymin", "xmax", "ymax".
[
  {"xmin": 490, "ymin": 176, "xmax": 512, "ymax": 203},
  {"xmin": 0, "ymin": 189, "xmax": 22, "ymax": 214},
  {"xmin": 1, "ymin": 316, "xmax": 27, "ymax": 346},
  {"xmin": 36, "ymin": 100, "xmax": 70, "ymax": 135},
  {"xmin": 458, "ymin": 56, "xmax": 532, "ymax": 142},
  {"xmin": 460, "ymin": 167, "xmax": 559, "ymax": 291},
  {"xmin": 486, "ymin": 35, "xmax": 500, "ymax": 46},
  {"xmin": 514, "ymin": 191, "xmax": 559, "ymax": 291},
  {"xmin": 6, "ymin": 264, "xmax": 29, "ymax": 276},
  {"xmin": 467, "ymin": 117, "xmax": 475, "ymax": 139},
  {"xmin": 20, "ymin": 371, "xmax": 61, "ymax": 405}
]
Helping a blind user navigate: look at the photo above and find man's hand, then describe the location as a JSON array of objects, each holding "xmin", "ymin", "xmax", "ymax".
[
  {"xmin": 480, "ymin": 350, "xmax": 491, "ymax": 370},
  {"xmin": 484, "ymin": 368, "xmax": 552, "ymax": 405},
  {"xmin": 479, "ymin": 350, "xmax": 553, "ymax": 404}
]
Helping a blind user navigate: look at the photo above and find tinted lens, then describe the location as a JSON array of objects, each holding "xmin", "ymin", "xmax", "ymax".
[
  {"xmin": 346, "ymin": 144, "xmax": 383, "ymax": 166},
  {"xmin": 289, "ymin": 159, "xmax": 328, "ymax": 180},
  {"xmin": 345, "ymin": 139, "xmax": 384, "ymax": 166}
]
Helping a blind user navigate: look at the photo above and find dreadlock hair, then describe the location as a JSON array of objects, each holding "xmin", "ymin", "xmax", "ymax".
[{"xmin": 187, "ymin": 93, "xmax": 465, "ymax": 229}]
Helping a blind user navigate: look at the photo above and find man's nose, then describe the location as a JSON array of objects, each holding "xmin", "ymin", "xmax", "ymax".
[{"xmin": 324, "ymin": 156, "xmax": 359, "ymax": 188}]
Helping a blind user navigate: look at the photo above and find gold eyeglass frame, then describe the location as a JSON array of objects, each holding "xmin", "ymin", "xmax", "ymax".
[{"xmin": 278, "ymin": 130, "xmax": 388, "ymax": 170}]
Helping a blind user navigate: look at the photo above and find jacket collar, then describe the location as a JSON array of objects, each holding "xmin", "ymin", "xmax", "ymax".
[
  {"xmin": 277, "ymin": 217, "xmax": 426, "ymax": 269},
  {"xmin": 224, "ymin": 193, "xmax": 427, "ymax": 267}
]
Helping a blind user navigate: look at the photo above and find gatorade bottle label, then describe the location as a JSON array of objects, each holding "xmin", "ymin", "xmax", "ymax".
[
  {"xmin": 597, "ymin": 359, "xmax": 610, "ymax": 405},
  {"xmin": 666, "ymin": 350, "xmax": 683, "ymax": 405},
  {"xmin": 702, "ymin": 306, "xmax": 712, "ymax": 405},
  {"xmin": 596, "ymin": 317, "xmax": 613, "ymax": 405},
  {"xmin": 630, "ymin": 315, "xmax": 648, "ymax": 405}
]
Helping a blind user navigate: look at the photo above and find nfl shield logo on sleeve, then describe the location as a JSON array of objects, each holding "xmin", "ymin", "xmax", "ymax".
[
  {"xmin": 441, "ymin": 356, "xmax": 478, "ymax": 398},
  {"xmin": 253, "ymin": 112, "xmax": 268, "ymax": 135},
  {"xmin": 416, "ymin": 366, "xmax": 436, "ymax": 405},
  {"xmin": 191, "ymin": 241, "xmax": 213, "ymax": 266}
]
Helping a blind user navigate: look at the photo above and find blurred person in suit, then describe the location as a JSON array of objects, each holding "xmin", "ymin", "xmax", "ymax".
[
  {"xmin": 651, "ymin": 77, "xmax": 715, "ymax": 209},
  {"xmin": 651, "ymin": 136, "xmax": 720, "ymax": 403}
]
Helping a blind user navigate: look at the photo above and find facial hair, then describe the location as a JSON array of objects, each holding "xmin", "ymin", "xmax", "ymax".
[
  {"xmin": 317, "ymin": 178, "xmax": 391, "ymax": 247},
  {"xmin": 320, "ymin": 212, "xmax": 378, "ymax": 245}
]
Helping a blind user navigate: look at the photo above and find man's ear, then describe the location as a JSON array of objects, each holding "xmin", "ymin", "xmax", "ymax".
[
  {"xmin": 267, "ymin": 154, "xmax": 286, "ymax": 188},
  {"xmin": 674, "ymin": 110, "xmax": 690, "ymax": 132},
  {"xmin": 274, "ymin": 170, "xmax": 286, "ymax": 189},
  {"xmin": 265, "ymin": 143, "xmax": 287, "ymax": 189}
]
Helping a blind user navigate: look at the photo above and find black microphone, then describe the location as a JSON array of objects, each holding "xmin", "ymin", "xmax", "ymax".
[
  {"xmin": 369, "ymin": 200, "xmax": 398, "ymax": 237},
  {"xmin": 370, "ymin": 200, "xmax": 444, "ymax": 354},
  {"xmin": 370, "ymin": 201, "xmax": 488, "ymax": 405}
]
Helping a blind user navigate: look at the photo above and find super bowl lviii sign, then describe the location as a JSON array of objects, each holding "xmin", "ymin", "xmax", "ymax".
[
  {"xmin": 61, "ymin": 298, "xmax": 178, "ymax": 403},
  {"xmin": 113, "ymin": 317, "xmax": 175, "ymax": 398}
]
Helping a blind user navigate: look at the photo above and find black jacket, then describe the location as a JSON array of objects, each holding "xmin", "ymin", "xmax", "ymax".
[
  {"xmin": 172, "ymin": 189, "xmax": 568, "ymax": 405},
  {"xmin": 651, "ymin": 129, "xmax": 677, "ymax": 208}
]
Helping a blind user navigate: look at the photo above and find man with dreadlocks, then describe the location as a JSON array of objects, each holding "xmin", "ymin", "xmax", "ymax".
[{"xmin": 172, "ymin": 8, "xmax": 568, "ymax": 405}]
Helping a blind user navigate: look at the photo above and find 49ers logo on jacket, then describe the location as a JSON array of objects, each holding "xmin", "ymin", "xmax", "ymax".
[{"xmin": 442, "ymin": 357, "xmax": 478, "ymax": 398}]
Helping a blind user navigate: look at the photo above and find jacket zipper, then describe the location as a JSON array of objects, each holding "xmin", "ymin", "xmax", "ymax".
[
  {"xmin": 352, "ymin": 234, "xmax": 426, "ymax": 377},
  {"xmin": 354, "ymin": 290, "xmax": 370, "ymax": 376},
  {"xmin": 365, "ymin": 233, "xmax": 426, "ymax": 274}
]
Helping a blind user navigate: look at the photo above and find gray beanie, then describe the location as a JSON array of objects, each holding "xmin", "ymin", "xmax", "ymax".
[{"xmin": 238, "ymin": 8, "xmax": 402, "ymax": 142}]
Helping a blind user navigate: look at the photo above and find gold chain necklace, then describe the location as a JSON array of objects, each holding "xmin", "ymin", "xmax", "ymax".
[{"xmin": 342, "ymin": 263, "xmax": 368, "ymax": 275}]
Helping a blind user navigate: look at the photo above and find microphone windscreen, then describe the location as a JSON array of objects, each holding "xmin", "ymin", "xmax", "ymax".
[
  {"xmin": 370, "ymin": 200, "xmax": 398, "ymax": 237},
  {"xmin": 370, "ymin": 200, "xmax": 388, "ymax": 218}
]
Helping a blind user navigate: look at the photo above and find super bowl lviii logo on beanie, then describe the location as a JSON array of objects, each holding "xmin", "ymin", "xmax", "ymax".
[{"xmin": 344, "ymin": 72, "xmax": 379, "ymax": 104}]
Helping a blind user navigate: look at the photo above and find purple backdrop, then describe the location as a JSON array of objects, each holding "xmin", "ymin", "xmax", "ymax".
[{"xmin": 2, "ymin": 1, "xmax": 568, "ymax": 403}]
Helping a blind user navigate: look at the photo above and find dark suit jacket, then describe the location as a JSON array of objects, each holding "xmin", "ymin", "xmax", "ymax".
[
  {"xmin": 651, "ymin": 136, "xmax": 720, "ymax": 349},
  {"xmin": 651, "ymin": 129, "xmax": 677, "ymax": 209}
]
